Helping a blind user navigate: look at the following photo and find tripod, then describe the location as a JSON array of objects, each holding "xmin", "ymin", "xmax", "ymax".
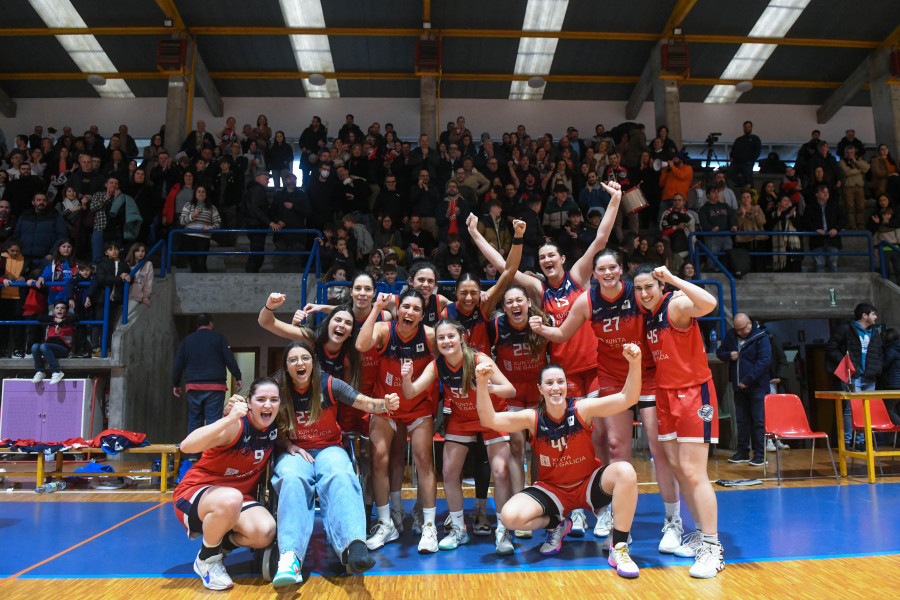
[{"xmin": 703, "ymin": 142, "xmax": 721, "ymax": 189}]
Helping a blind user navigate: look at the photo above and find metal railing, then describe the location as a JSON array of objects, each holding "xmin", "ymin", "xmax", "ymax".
[
  {"xmin": 121, "ymin": 239, "xmax": 166, "ymax": 325},
  {"xmin": 688, "ymin": 230, "xmax": 876, "ymax": 273},
  {"xmin": 0, "ymin": 281, "xmax": 113, "ymax": 358},
  {"xmin": 877, "ymin": 240, "xmax": 900, "ymax": 280},
  {"xmin": 690, "ymin": 239, "xmax": 739, "ymax": 319},
  {"xmin": 165, "ymin": 228, "xmax": 323, "ymax": 273}
]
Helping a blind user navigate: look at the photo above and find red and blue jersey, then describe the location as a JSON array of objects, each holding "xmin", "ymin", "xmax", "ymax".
[
  {"xmin": 589, "ymin": 280, "xmax": 654, "ymax": 382},
  {"xmin": 356, "ymin": 310, "xmax": 385, "ymax": 395},
  {"xmin": 288, "ymin": 374, "xmax": 360, "ymax": 450},
  {"xmin": 443, "ymin": 302, "xmax": 490, "ymax": 353},
  {"xmin": 532, "ymin": 398, "xmax": 600, "ymax": 487},
  {"xmin": 174, "ymin": 416, "xmax": 277, "ymax": 499},
  {"xmin": 375, "ymin": 321, "xmax": 433, "ymax": 413},
  {"xmin": 543, "ymin": 273, "xmax": 598, "ymax": 373},
  {"xmin": 315, "ymin": 343, "xmax": 347, "ymax": 381},
  {"xmin": 490, "ymin": 314, "xmax": 546, "ymax": 385},
  {"xmin": 642, "ymin": 292, "xmax": 712, "ymax": 389},
  {"xmin": 395, "ymin": 292, "xmax": 440, "ymax": 327},
  {"xmin": 434, "ymin": 352, "xmax": 481, "ymax": 421}
]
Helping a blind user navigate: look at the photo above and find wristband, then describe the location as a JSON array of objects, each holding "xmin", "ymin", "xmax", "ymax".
[
  {"xmin": 264, "ymin": 305, "xmax": 275, "ymax": 311},
  {"xmin": 511, "ymin": 237, "xmax": 524, "ymax": 245}
]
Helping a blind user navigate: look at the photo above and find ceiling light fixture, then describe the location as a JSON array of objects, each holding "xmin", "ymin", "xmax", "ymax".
[
  {"xmin": 509, "ymin": 0, "xmax": 569, "ymax": 101},
  {"xmin": 308, "ymin": 73, "xmax": 326, "ymax": 86},
  {"xmin": 278, "ymin": 0, "xmax": 340, "ymax": 98}
]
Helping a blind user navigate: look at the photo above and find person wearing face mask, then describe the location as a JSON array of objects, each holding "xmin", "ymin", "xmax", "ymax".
[{"xmin": 305, "ymin": 161, "xmax": 337, "ymax": 231}]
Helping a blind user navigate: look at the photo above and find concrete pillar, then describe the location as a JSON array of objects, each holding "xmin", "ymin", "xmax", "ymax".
[
  {"xmin": 654, "ymin": 77, "xmax": 683, "ymax": 149},
  {"xmin": 164, "ymin": 73, "xmax": 189, "ymax": 157},
  {"xmin": 869, "ymin": 49, "xmax": 900, "ymax": 156},
  {"xmin": 420, "ymin": 75, "xmax": 438, "ymax": 142}
]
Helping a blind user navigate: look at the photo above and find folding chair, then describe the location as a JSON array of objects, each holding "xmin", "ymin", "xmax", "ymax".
[
  {"xmin": 764, "ymin": 394, "xmax": 839, "ymax": 485},
  {"xmin": 849, "ymin": 398, "xmax": 900, "ymax": 477}
]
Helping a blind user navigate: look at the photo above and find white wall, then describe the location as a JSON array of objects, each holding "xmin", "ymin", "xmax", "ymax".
[{"xmin": 2, "ymin": 96, "xmax": 878, "ymax": 144}]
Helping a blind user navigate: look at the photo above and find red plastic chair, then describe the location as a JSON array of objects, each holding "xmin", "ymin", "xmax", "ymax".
[
  {"xmin": 764, "ymin": 394, "xmax": 839, "ymax": 485},
  {"xmin": 849, "ymin": 398, "xmax": 900, "ymax": 476}
]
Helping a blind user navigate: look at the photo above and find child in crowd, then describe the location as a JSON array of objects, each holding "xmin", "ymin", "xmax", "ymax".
[
  {"xmin": 125, "ymin": 242, "xmax": 154, "ymax": 314},
  {"xmin": 333, "ymin": 237, "xmax": 354, "ymax": 274},
  {"xmin": 382, "ymin": 263, "xmax": 398, "ymax": 287},
  {"xmin": 383, "ymin": 248, "xmax": 408, "ymax": 281},
  {"xmin": 343, "ymin": 213, "xmax": 374, "ymax": 265},
  {"xmin": 66, "ymin": 259, "xmax": 100, "ymax": 358},
  {"xmin": 96, "ymin": 242, "xmax": 128, "ymax": 353},
  {"xmin": 31, "ymin": 300, "xmax": 79, "ymax": 385},
  {"xmin": 323, "ymin": 264, "xmax": 352, "ymax": 305},
  {"xmin": 0, "ymin": 239, "xmax": 28, "ymax": 358}
]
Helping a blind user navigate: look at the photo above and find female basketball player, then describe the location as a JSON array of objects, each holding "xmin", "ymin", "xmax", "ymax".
[
  {"xmin": 530, "ymin": 249, "xmax": 681, "ymax": 551},
  {"xmin": 266, "ymin": 341, "xmax": 399, "ymax": 588},
  {"xmin": 401, "ymin": 318, "xmax": 517, "ymax": 555},
  {"xmin": 474, "ymin": 347, "xmax": 643, "ymax": 578},
  {"xmin": 172, "ymin": 378, "xmax": 281, "ymax": 591},
  {"xmin": 633, "ymin": 263, "xmax": 723, "ymax": 579},
  {"xmin": 356, "ymin": 289, "xmax": 439, "ymax": 553}
]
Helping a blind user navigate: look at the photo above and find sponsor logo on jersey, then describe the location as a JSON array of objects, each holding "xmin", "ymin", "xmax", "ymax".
[
  {"xmin": 269, "ymin": 430, "xmax": 277, "ymax": 440},
  {"xmin": 622, "ymin": 300, "xmax": 630, "ymax": 310},
  {"xmin": 567, "ymin": 415, "xmax": 575, "ymax": 426},
  {"xmin": 243, "ymin": 435, "xmax": 251, "ymax": 443},
  {"xmin": 223, "ymin": 468, "xmax": 239, "ymax": 476},
  {"xmin": 416, "ymin": 343, "xmax": 425, "ymax": 352},
  {"xmin": 540, "ymin": 454, "xmax": 551, "ymax": 467}
]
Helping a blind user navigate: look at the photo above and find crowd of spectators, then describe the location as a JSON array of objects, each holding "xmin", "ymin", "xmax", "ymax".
[{"xmin": 1, "ymin": 116, "xmax": 898, "ymax": 291}]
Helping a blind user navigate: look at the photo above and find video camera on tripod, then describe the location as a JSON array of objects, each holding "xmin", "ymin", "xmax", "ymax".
[{"xmin": 705, "ymin": 132, "xmax": 722, "ymax": 146}]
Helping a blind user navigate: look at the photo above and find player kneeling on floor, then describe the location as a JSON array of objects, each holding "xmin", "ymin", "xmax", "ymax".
[
  {"xmin": 172, "ymin": 379, "xmax": 281, "ymax": 591},
  {"xmin": 474, "ymin": 344, "xmax": 644, "ymax": 578}
]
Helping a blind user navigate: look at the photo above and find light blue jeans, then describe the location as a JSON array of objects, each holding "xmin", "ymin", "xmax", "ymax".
[
  {"xmin": 271, "ymin": 445, "xmax": 365, "ymax": 561},
  {"xmin": 845, "ymin": 377, "xmax": 876, "ymax": 445}
]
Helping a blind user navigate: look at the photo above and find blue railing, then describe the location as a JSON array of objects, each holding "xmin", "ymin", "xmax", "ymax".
[
  {"xmin": 0, "ymin": 281, "xmax": 112, "ymax": 358},
  {"xmin": 121, "ymin": 239, "xmax": 166, "ymax": 325},
  {"xmin": 165, "ymin": 228, "xmax": 323, "ymax": 273},
  {"xmin": 687, "ymin": 230, "xmax": 876, "ymax": 273},
  {"xmin": 690, "ymin": 239, "xmax": 739, "ymax": 319}
]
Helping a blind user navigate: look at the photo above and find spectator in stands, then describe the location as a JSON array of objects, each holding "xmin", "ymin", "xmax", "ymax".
[
  {"xmin": 729, "ymin": 121, "xmax": 761, "ymax": 188},
  {"xmin": 32, "ymin": 238, "xmax": 74, "ymax": 309},
  {"xmin": 409, "ymin": 134, "xmax": 440, "ymax": 180},
  {"xmin": 342, "ymin": 213, "xmax": 373, "ymax": 266},
  {"xmin": 698, "ymin": 186, "xmax": 737, "ymax": 268},
  {"xmin": 880, "ymin": 327, "xmax": 900, "ymax": 425},
  {"xmin": 30, "ymin": 300, "xmax": 78, "ymax": 386},
  {"xmin": 125, "ymin": 242, "xmax": 153, "ymax": 314},
  {"xmin": 14, "ymin": 192, "xmax": 67, "ymax": 265},
  {"xmin": 659, "ymin": 193, "xmax": 694, "ymax": 259},
  {"xmin": 476, "ymin": 201, "xmax": 512, "ymax": 266},
  {"xmin": 543, "ymin": 184, "xmax": 579, "ymax": 237},
  {"xmin": 181, "ymin": 120, "xmax": 216, "ymax": 160},
  {"xmin": 409, "ymin": 169, "xmax": 440, "ymax": 238},
  {"xmin": 305, "ymin": 161, "xmax": 337, "ymax": 231},
  {"xmin": 758, "ymin": 151, "xmax": 787, "ymax": 175},
  {"xmin": 338, "ymin": 114, "xmax": 364, "ymax": 145},
  {"xmin": 867, "ymin": 194, "xmax": 900, "ymax": 281},
  {"xmin": 802, "ymin": 183, "xmax": 846, "ymax": 273},
  {"xmin": 766, "ymin": 195, "xmax": 802, "ymax": 272},
  {"xmin": 373, "ymin": 174, "xmax": 408, "ymax": 227},
  {"xmin": 717, "ymin": 313, "xmax": 772, "ymax": 466},
  {"xmin": 869, "ymin": 144, "xmax": 897, "ymax": 199},
  {"xmin": 836, "ymin": 129, "xmax": 865, "ymax": 159},
  {"xmin": 7, "ymin": 162, "xmax": 47, "ymax": 216},
  {"xmin": 0, "ymin": 198, "xmax": 16, "ymax": 245},
  {"xmin": 405, "ymin": 214, "xmax": 437, "ymax": 264},
  {"xmin": 659, "ymin": 150, "xmax": 693, "ymax": 209},
  {"xmin": 298, "ymin": 116, "xmax": 327, "ymax": 171},
  {"xmin": 759, "ymin": 181, "xmax": 779, "ymax": 213},
  {"xmin": 179, "ymin": 185, "xmax": 221, "ymax": 273},
  {"xmin": 435, "ymin": 180, "xmax": 471, "ymax": 247},
  {"xmin": 269, "ymin": 173, "xmax": 310, "ymax": 271},
  {"xmin": 268, "ymin": 131, "xmax": 294, "ymax": 188},
  {"xmin": 825, "ymin": 303, "xmax": 882, "ymax": 445},
  {"xmin": 142, "ymin": 133, "xmax": 164, "ymax": 172},
  {"xmin": 735, "ymin": 189, "xmax": 768, "ymax": 272},
  {"xmin": 242, "ymin": 171, "xmax": 274, "ymax": 273},
  {"xmin": 806, "ymin": 141, "xmax": 841, "ymax": 190},
  {"xmin": 838, "ymin": 146, "xmax": 870, "ymax": 230},
  {"xmin": 804, "ymin": 166, "xmax": 836, "ymax": 210},
  {"xmin": 172, "ymin": 312, "xmax": 243, "ymax": 438},
  {"xmin": 515, "ymin": 194, "xmax": 544, "ymax": 271},
  {"xmin": 0, "ymin": 238, "xmax": 27, "ymax": 358},
  {"xmin": 66, "ymin": 258, "xmax": 100, "ymax": 358},
  {"xmin": 89, "ymin": 176, "xmax": 125, "ymax": 263}
]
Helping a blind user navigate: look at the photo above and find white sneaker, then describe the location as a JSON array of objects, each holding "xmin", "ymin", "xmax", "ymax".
[
  {"xmin": 766, "ymin": 438, "xmax": 777, "ymax": 452},
  {"xmin": 689, "ymin": 541, "xmax": 725, "ymax": 578},
  {"xmin": 658, "ymin": 516, "xmax": 684, "ymax": 554},
  {"xmin": 193, "ymin": 551, "xmax": 233, "ymax": 591},
  {"xmin": 366, "ymin": 519, "xmax": 399, "ymax": 550},
  {"xmin": 539, "ymin": 518, "xmax": 572, "ymax": 556},
  {"xmin": 776, "ymin": 439, "xmax": 789, "ymax": 450},
  {"xmin": 570, "ymin": 509, "xmax": 587, "ymax": 538},
  {"xmin": 48, "ymin": 371, "xmax": 64, "ymax": 385},
  {"xmin": 438, "ymin": 524, "xmax": 469, "ymax": 550},
  {"xmin": 418, "ymin": 522, "xmax": 439, "ymax": 554},
  {"xmin": 593, "ymin": 506, "xmax": 613, "ymax": 538},
  {"xmin": 272, "ymin": 550, "xmax": 302, "ymax": 588},
  {"xmin": 412, "ymin": 503, "xmax": 424, "ymax": 535},
  {"xmin": 473, "ymin": 510, "xmax": 492, "ymax": 536},
  {"xmin": 32, "ymin": 372, "xmax": 46, "ymax": 383},
  {"xmin": 391, "ymin": 506, "xmax": 406, "ymax": 533},
  {"xmin": 608, "ymin": 541, "xmax": 640, "ymax": 578},
  {"xmin": 673, "ymin": 530, "xmax": 703, "ymax": 558},
  {"xmin": 514, "ymin": 529, "xmax": 533, "ymax": 539},
  {"xmin": 495, "ymin": 528, "xmax": 515, "ymax": 555}
]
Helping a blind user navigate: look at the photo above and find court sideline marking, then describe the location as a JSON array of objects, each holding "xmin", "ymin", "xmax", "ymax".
[{"xmin": 0, "ymin": 501, "xmax": 167, "ymax": 583}]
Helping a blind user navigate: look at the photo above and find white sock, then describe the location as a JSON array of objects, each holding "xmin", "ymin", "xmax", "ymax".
[
  {"xmin": 475, "ymin": 498, "xmax": 486, "ymax": 513},
  {"xmin": 422, "ymin": 507, "xmax": 436, "ymax": 526},
  {"xmin": 390, "ymin": 491, "xmax": 402, "ymax": 509},
  {"xmin": 376, "ymin": 503, "xmax": 390, "ymax": 524},
  {"xmin": 701, "ymin": 532, "xmax": 719, "ymax": 545},
  {"xmin": 496, "ymin": 517, "xmax": 506, "ymax": 532},
  {"xmin": 450, "ymin": 510, "xmax": 465, "ymax": 528},
  {"xmin": 664, "ymin": 501, "xmax": 681, "ymax": 521}
]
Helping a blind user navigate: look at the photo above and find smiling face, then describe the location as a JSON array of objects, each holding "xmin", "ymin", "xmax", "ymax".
[
  {"xmin": 327, "ymin": 310, "xmax": 354, "ymax": 345},
  {"xmin": 538, "ymin": 367, "xmax": 567, "ymax": 409},
  {"xmin": 410, "ymin": 268, "xmax": 436, "ymax": 299},
  {"xmin": 286, "ymin": 347, "xmax": 314, "ymax": 388},
  {"xmin": 397, "ymin": 296, "xmax": 424, "ymax": 329},
  {"xmin": 456, "ymin": 279, "xmax": 480, "ymax": 311},
  {"xmin": 594, "ymin": 253, "xmax": 622, "ymax": 291},
  {"xmin": 633, "ymin": 273, "xmax": 663, "ymax": 310},
  {"xmin": 503, "ymin": 288, "xmax": 531, "ymax": 325},
  {"xmin": 351, "ymin": 275, "xmax": 375, "ymax": 310},
  {"xmin": 538, "ymin": 244, "xmax": 565, "ymax": 281},
  {"xmin": 435, "ymin": 323, "xmax": 463, "ymax": 357},
  {"xmin": 247, "ymin": 383, "xmax": 281, "ymax": 429}
]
